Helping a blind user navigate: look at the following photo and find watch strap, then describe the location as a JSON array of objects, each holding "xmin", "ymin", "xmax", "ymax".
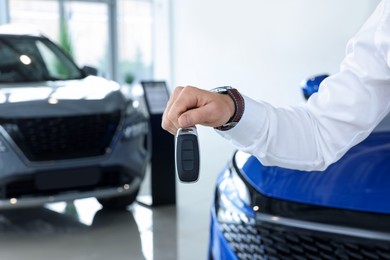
[{"xmin": 215, "ymin": 88, "xmax": 245, "ymax": 131}]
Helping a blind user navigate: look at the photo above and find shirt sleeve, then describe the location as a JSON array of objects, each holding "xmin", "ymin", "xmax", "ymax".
[{"xmin": 217, "ymin": 0, "xmax": 390, "ymax": 171}]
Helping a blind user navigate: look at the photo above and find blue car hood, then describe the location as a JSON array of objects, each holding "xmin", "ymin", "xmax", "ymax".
[{"xmin": 235, "ymin": 131, "xmax": 390, "ymax": 214}]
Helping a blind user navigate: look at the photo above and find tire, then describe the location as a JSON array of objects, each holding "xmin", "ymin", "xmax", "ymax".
[{"xmin": 98, "ymin": 188, "xmax": 140, "ymax": 210}]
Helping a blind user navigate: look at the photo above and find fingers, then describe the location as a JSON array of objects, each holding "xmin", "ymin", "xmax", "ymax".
[
  {"xmin": 179, "ymin": 97, "xmax": 232, "ymax": 127},
  {"xmin": 161, "ymin": 86, "xmax": 235, "ymax": 135},
  {"xmin": 162, "ymin": 86, "xmax": 203, "ymax": 134},
  {"xmin": 162, "ymin": 86, "xmax": 198, "ymax": 134},
  {"xmin": 162, "ymin": 86, "xmax": 184, "ymax": 134}
]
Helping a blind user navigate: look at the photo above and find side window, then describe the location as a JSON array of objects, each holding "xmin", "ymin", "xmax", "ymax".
[{"xmin": 36, "ymin": 41, "xmax": 68, "ymax": 79}]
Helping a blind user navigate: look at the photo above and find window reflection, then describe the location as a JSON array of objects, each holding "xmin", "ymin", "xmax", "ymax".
[
  {"xmin": 63, "ymin": 1, "xmax": 109, "ymax": 77},
  {"xmin": 118, "ymin": 0, "xmax": 153, "ymax": 84},
  {"xmin": 8, "ymin": 0, "xmax": 154, "ymax": 83},
  {"xmin": 19, "ymin": 54, "xmax": 31, "ymax": 65},
  {"xmin": 8, "ymin": 0, "xmax": 59, "ymax": 40}
]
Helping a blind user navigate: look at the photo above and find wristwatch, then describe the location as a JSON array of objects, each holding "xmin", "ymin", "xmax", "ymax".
[{"xmin": 211, "ymin": 86, "xmax": 245, "ymax": 131}]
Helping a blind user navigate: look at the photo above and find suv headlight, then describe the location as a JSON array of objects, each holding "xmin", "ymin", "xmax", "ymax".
[
  {"xmin": 122, "ymin": 121, "xmax": 149, "ymax": 140},
  {"xmin": 120, "ymin": 100, "xmax": 149, "ymax": 141},
  {"xmin": 121, "ymin": 83, "xmax": 149, "ymax": 118}
]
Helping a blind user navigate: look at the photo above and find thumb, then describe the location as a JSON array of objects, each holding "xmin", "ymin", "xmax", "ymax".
[
  {"xmin": 178, "ymin": 111, "xmax": 194, "ymax": 128},
  {"xmin": 178, "ymin": 104, "xmax": 227, "ymax": 128}
]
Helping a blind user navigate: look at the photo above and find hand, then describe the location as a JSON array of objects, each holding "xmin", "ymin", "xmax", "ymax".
[{"xmin": 162, "ymin": 86, "xmax": 235, "ymax": 135}]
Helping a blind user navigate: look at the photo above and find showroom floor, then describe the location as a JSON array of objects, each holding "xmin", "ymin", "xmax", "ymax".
[
  {"xmin": 0, "ymin": 128, "xmax": 234, "ymax": 260},
  {"xmin": 0, "ymin": 200, "xmax": 179, "ymax": 260}
]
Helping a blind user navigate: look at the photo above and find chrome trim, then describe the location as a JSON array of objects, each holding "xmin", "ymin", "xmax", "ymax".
[
  {"xmin": 0, "ymin": 125, "xmax": 25, "ymax": 159},
  {"xmin": 0, "ymin": 178, "xmax": 141, "ymax": 209},
  {"xmin": 255, "ymin": 212, "xmax": 390, "ymax": 241}
]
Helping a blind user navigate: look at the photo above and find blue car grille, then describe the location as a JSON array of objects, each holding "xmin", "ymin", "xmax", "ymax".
[
  {"xmin": 0, "ymin": 111, "xmax": 121, "ymax": 161},
  {"xmin": 219, "ymin": 221, "xmax": 390, "ymax": 260}
]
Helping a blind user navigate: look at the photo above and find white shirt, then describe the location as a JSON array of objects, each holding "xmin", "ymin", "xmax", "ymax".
[{"xmin": 219, "ymin": 0, "xmax": 390, "ymax": 171}]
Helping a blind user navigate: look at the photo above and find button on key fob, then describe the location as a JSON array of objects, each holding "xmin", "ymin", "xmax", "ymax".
[{"xmin": 175, "ymin": 127, "xmax": 200, "ymax": 183}]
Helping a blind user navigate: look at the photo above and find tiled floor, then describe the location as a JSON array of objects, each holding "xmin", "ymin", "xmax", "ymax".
[{"xmin": 0, "ymin": 127, "xmax": 235, "ymax": 260}]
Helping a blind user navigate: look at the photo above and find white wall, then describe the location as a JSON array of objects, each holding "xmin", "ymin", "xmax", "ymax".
[
  {"xmin": 170, "ymin": 1, "xmax": 381, "ymax": 259},
  {"xmin": 153, "ymin": 0, "xmax": 172, "ymax": 81},
  {"xmin": 172, "ymin": 0, "xmax": 380, "ymax": 104}
]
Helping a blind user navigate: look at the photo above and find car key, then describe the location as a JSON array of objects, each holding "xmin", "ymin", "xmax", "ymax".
[{"xmin": 175, "ymin": 127, "xmax": 200, "ymax": 183}]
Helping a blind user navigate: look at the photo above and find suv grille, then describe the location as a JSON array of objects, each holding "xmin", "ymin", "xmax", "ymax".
[
  {"xmin": 219, "ymin": 221, "xmax": 390, "ymax": 260},
  {"xmin": 0, "ymin": 111, "xmax": 121, "ymax": 161}
]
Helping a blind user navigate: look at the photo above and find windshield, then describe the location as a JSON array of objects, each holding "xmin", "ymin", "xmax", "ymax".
[{"xmin": 0, "ymin": 35, "xmax": 84, "ymax": 83}]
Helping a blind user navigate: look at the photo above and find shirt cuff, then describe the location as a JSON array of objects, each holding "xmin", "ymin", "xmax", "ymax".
[{"xmin": 216, "ymin": 95, "xmax": 268, "ymax": 149}]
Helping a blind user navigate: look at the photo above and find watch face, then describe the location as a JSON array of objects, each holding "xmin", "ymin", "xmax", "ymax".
[
  {"xmin": 216, "ymin": 121, "xmax": 237, "ymax": 131},
  {"xmin": 211, "ymin": 86, "xmax": 233, "ymax": 93},
  {"xmin": 223, "ymin": 122, "xmax": 237, "ymax": 127}
]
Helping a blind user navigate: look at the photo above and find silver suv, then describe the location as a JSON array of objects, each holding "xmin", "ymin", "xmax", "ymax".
[{"xmin": 0, "ymin": 24, "xmax": 150, "ymax": 209}]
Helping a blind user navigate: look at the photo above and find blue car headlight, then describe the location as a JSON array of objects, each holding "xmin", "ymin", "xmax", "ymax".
[{"xmin": 216, "ymin": 164, "xmax": 255, "ymax": 225}]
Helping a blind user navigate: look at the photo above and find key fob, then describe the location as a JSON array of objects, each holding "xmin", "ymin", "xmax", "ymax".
[{"xmin": 175, "ymin": 127, "xmax": 200, "ymax": 183}]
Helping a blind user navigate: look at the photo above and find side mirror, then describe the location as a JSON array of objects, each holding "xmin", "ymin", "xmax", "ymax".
[
  {"xmin": 301, "ymin": 74, "xmax": 329, "ymax": 100},
  {"xmin": 81, "ymin": 65, "xmax": 98, "ymax": 76}
]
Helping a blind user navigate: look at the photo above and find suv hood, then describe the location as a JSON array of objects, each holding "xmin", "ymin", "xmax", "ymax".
[{"xmin": 0, "ymin": 76, "xmax": 126, "ymax": 117}]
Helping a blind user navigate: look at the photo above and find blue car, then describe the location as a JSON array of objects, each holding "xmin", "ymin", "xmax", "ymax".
[{"xmin": 208, "ymin": 75, "xmax": 390, "ymax": 259}]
